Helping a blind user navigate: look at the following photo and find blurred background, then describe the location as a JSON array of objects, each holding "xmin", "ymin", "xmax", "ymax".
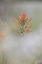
[{"xmin": 0, "ymin": 0, "xmax": 42, "ymax": 64}]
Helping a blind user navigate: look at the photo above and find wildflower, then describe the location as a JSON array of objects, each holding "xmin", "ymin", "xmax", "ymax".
[{"xmin": 15, "ymin": 13, "xmax": 33, "ymax": 35}]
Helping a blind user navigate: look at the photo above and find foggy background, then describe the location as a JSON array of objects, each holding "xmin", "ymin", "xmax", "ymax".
[{"xmin": 0, "ymin": 0, "xmax": 42, "ymax": 64}]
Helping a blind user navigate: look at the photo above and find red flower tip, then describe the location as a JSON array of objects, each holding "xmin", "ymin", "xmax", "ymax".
[{"xmin": 20, "ymin": 13, "xmax": 26, "ymax": 20}]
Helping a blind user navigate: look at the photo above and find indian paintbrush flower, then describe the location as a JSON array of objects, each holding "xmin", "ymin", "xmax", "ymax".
[{"xmin": 15, "ymin": 13, "xmax": 33, "ymax": 35}]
